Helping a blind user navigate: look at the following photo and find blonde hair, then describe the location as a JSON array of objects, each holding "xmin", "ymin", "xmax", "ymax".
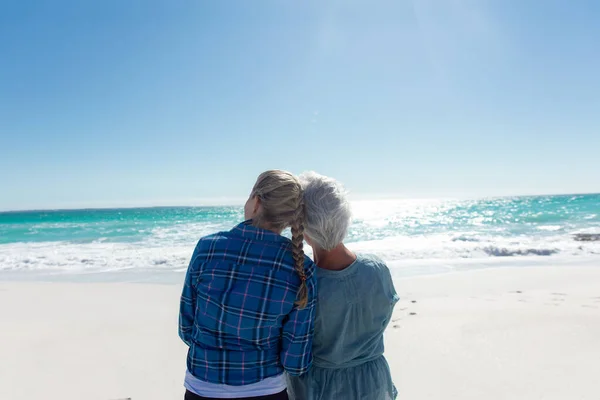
[{"xmin": 251, "ymin": 170, "xmax": 308, "ymax": 308}]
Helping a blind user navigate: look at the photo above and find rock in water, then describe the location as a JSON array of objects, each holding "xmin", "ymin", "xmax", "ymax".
[{"xmin": 574, "ymin": 233, "xmax": 600, "ymax": 242}]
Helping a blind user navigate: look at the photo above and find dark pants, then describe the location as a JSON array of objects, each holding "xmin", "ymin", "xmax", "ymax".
[{"xmin": 184, "ymin": 389, "xmax": 289, "ymax": 400}]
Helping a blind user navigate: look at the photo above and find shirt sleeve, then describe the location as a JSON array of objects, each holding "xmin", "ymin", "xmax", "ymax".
[
  {"xmin": 179, "ymin": 242, "xmax": 203, "ymax": 347},
  {"xmin": 371, "ymin": 254, "xmax": 399, "ymax": 305},
  {"xmin": 385, "ymin": 266, "xmax": 399, "ymax": 305},
  {"xmin": 280, "ymin": 261, "xmax": 317, "ymax": 376},
  {"xmin": 378, "ymin": 258, "xmax": 399, "ymax": 330}
]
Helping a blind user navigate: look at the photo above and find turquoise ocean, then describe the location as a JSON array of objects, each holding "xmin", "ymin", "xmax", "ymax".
[{"xmin": 1, "ymin": 194, "xmax": 599, "ymax": 282}]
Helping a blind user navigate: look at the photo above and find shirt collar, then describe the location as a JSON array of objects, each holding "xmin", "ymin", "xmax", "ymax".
[{"xmin": 231, "ymin": 220, "xmax": 289, "ymax": 244}]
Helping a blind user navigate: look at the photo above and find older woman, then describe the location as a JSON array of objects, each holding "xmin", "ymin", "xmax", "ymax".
[{"xmin": 286, "ymin": 172, "xmax": 398, "ymax": 400}]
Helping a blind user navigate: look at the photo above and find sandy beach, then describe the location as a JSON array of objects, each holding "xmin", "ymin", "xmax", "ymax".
[{"xmin": 1, "ymin": 266, "xmax": 599, "ymax": 400}]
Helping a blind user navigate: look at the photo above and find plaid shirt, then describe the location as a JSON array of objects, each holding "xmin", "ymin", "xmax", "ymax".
[{"xmin": 179, "ymin": 220, "xmax": 317, "ymax": 385}]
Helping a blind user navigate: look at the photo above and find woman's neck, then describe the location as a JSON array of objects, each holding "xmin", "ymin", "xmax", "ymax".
[{"xmin": 313, "ymin": 244, "xmax": 356, "ymax": 271}]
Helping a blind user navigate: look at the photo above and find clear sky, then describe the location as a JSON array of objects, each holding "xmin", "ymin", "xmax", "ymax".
[{"xmin": 1, "ymin": 1, "xmax": 599, "ymax": 211}]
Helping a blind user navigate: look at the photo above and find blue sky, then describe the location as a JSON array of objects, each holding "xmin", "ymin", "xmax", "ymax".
[{"xmin": 1, "ymin": 1, "xmax": 599, "ymax": 211}]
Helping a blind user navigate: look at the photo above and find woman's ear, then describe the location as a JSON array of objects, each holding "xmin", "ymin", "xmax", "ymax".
[
  {"xmin": 304, "ymin": 233, "xmax": 313, "ymax": 246},
  {"xmin": 253, "ymin": 196, "xmax": 261, "ymax": 216},
  {"xmin": 244, "ymin": 195, "xmax": 262, "ymax": 220}
]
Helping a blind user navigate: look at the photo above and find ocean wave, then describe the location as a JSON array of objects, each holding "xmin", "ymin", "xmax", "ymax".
[
  {"xmin": 345, "ymin": 232, "xmax": 600, "ymax": 262},
  {"xmin": 0, "ymin": 241, "xmax": 193, "ymax": 273},
  {"xmin": 451, "ymin": 235, "xmax": 480, "ymax": 242},
  {"xmin": 536, "ymin": 225, "xmax": 563, "ymax": 231},
  {"xmin": 2, "ymin": 231, "xmax": 600, "ymax": 277}
]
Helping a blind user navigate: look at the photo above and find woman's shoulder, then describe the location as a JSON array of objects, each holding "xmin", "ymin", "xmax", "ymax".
[
  {"xmin": 355, "ymin": 253, "xmax": 398, "ymax": 303},
  {"xmin": 196, "ymin": 230, "xmax": 229, "ymax": 245},
  {"xmin": 354, "ymin": 253, "xmax": 394, "ymax": 283},
  {"xmin": 355, "ymin": 253, "xmax": 389, "ymax": 271},
  {"xmin": 191, "ymin": 229, "xmax": 237, "ymax": 257}
]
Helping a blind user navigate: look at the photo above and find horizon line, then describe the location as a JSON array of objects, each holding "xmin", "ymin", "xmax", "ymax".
[{"xmin": 1, "ymin": 191, "xmax": 598, "ymax": 214}]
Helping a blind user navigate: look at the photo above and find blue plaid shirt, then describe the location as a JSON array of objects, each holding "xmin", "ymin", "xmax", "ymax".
[{"xmin": 179, "ymin": 221, "xmax": 317, "ymax": 386}]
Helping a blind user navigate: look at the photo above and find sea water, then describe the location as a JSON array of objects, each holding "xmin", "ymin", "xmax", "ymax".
[{"xmin": 1, "ymin": 194, "xmax": 599, "ymax": 282}]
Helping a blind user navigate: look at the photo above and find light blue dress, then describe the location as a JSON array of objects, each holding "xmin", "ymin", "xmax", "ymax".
[{"xmin": 287, "ymin": 253, "xmax": 399, "ymax": 400}]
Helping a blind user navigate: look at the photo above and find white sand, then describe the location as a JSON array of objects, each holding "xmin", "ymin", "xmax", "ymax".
[
  {"xmin": 1, "ymin": 266, "xmax": 599, "ymax": 400},
  {"xmin": 387, "ymin": 266, "xmax": 600, "ymax": 400}
]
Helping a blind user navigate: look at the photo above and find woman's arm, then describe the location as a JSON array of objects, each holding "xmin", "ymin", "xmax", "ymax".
[{"xmin": 179, "ymin": 243, "xmax": 203, "ymax": 346}]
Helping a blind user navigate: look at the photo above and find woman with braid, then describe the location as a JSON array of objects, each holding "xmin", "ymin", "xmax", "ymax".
[{"xmin": 179, "ymin": 170, "xmax": 316, "ymax": 400}]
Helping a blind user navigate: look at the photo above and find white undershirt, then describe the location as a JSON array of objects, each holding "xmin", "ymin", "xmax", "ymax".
[{"xmin": 184, "ymin": 370, "xmax": 286, "ymax": 399}]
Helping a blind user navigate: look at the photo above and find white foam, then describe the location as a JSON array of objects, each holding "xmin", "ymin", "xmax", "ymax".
[
  {"xmin": 536, "ymin": 225, "xmax": 563, "ymax": 231},
  {"xmin": 0, "ymin": 241, "xmax": 192, "ymax": 274},
  {"xmin": 346, "ymin": 232, "xmax": 600, "ymax": 261},
  {"xmin": 2, "ymin": 224, "xmax": 600, "ymax": 281}
]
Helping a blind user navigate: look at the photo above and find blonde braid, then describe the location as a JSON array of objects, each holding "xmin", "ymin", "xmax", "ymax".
[
  {"xmin": 247, "ymin": 170, "xmax": 308, "ymax": 308},
  {"xmin": 290, "ymin": 199, "xmax": 308, "ymax": 309}
]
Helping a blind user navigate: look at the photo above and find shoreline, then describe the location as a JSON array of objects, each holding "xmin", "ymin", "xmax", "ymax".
[{"xmin": 2, "ymin": 254, "xmax": 600, "ymax": 284}]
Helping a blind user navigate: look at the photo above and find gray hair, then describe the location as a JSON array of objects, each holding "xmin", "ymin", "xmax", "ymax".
[{"xmin": 299, "ymin": 171, "xmax": 351, "ymax": 251}]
